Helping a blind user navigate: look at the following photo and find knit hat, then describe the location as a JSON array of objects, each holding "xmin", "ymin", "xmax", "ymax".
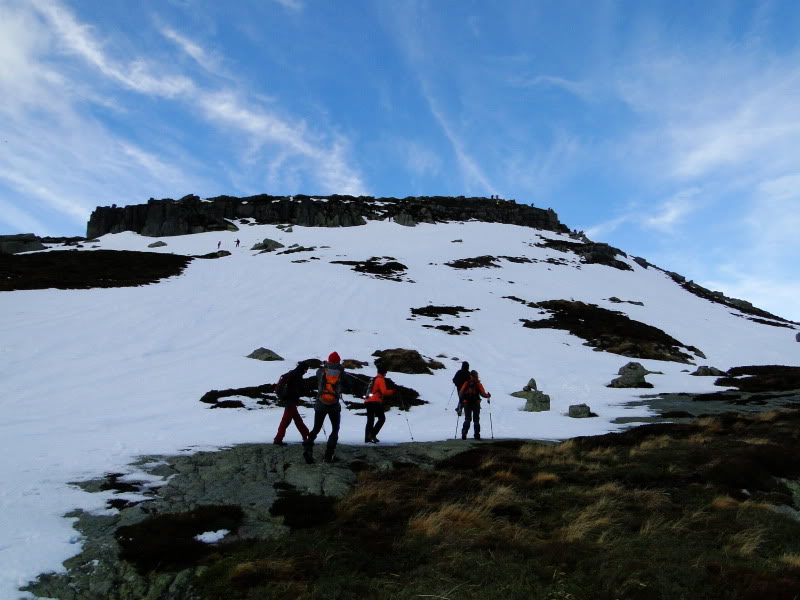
[{"xmin": 328, "ymin": 351, "xmax": 341, "ymax": 364}]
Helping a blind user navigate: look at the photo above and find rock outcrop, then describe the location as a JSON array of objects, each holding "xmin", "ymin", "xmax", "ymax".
[
  {"xmin": 510, "ymin": 378, "xmax": 551, "ymax": 412},
  {"xmin": 607, "ymin": 362, "xmax": 659, "ymax": 388},
  {"xmin": 0, "ymin": 233, "xmax": 46, "ymax": 255},
  {"xmin": 246, "ymin": 348, "xmax": 284, "ymax": 361},
  {"xmin": 86, "ymin": 194, "xmax": 569, "ymax": 238}
]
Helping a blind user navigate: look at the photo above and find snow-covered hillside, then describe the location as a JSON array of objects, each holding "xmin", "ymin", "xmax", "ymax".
[{"xmin": 1, "ymin": 219, "xmax": 798, "ymax": 597}]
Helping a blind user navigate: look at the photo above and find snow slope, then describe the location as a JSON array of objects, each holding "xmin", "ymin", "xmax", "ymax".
[{"xmin": 1, "ymin": 220, "xmax": 798, "ymax": 597}]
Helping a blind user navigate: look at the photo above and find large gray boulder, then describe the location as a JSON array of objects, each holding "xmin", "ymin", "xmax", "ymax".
[
  {"xmin": 0, "ymin": 233, "xmax": 46, "ymax": 255},
  {"xmin": 147, "ymin": 241, "xmax": 167, "ymax": 248},
  {"xmin": 607, "ymin": 361, "xmax": 656, "ymax": 388},
  {"xmin": 251, "ymin": 238, "xmax": 285, "ymax": 252},
  {"xmin": 691, "ymin": 366, "xmax": 727, "ymax": 377},
  {"xmin": 246, "ymin": 348, "xmax": 284, "ymax": 361},
  {"xmin": 395, "ymin": 213, "xmax": 417, "ymax": 227}
]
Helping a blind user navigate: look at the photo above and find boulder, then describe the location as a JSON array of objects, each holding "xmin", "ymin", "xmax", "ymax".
[
  {"xmin": 523, "ymin": 378, "xmax": 538, "ymax": 391},
  {"xmin": 285, "ymin": 227, "xmax": 294, "ymax": 233},
  {"xmin": 0, "ymin": 233, "xmax": 46, "ymax": 255},
  {"xmin": 607, "ymin": 362, "xmax": 655, "ymax": 388},
  {"xmin": 194, "ymin": 250, "xmax": 231, "ymax": 259},
  {"xmin": 510, "ymin": 390, "xmax": 550, "ymax": 412},
  {"xmin": 251, "ymin": 238, "xmax": 285, "ymax": 252},
  {"xmin": 395, "ymin": 213, "xmax": 417, "ymax": 227},
  {"xmin": 568, "ymin": 404, "xmax": 593, "ymax": 418},
  {"xmin": 147, "ymin": 241, "xmax": 167, "ymax": 248},
  {"xmin": 246, "ymin": 348, "xmax": 284, "ymax": 361},
  {"xmin": 691, "ymin": 366, "xmax": 728, "ymax": 377}
]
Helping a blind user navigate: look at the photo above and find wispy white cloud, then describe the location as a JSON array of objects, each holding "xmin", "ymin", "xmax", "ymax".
[
  {"xmin": 272, "ymin": 0, "xmax": 303, "ymax": 12},
  {"xmin": 159, "ymin": 25, "xmax": 222, "ymax": 75},
  {"xmin": 641, "ymin": 187, "xmax": 701, "ymax": 232},
  {"xmin": 395, "ymin": 139, "xmax": 442, "ymax": 178},
  {"xmin": 515, "ymin": 74, "xmax": 593, "ymax": 102}
]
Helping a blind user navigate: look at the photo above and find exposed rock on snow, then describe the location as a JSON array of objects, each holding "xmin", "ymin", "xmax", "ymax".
[
  {"xmin": 246, "ymin": 348, "xmax": 284, "ymax": 361},
  {"xmin": 511, "ymin": 378, "xmax": 551, "ymax": 411},
  {"xmin": 147, "ymin": 241, "xmax": 167, "ymax": 248},
  {"xmin": 371, "ymin": 348, "xmax": 445, "ymax": 375},
  {"xmin": 568, "ymin": 403, "xmax": 595, "ymax": 418},
  {"xmin": 518, "ymin": 299, "xmax": 704, "ymax": 364},
  {"xmin": 0, "ymin": 250, "xmax": 192, "ymax": 291},
  {"xmin": 330, "ymin": 257, "xmax": 409, "ymax": 281},
  {"xmin": 607, "ymin": 362, "xmax": 658, "ymax": 388},
  {"xmin": 194, "ymin": 250, "xmax": 231, "ymax": 259},
  {"xmin": 251, "ymin": 238, "xmax": 285, "ymax": 252},
  {"xmin": 691, "ymin": 366, "xmax": 728, "ymax": 377},
  {"xmin": 535, "ymin": 238, "xmax": 633, "ymax": 271},
  {"xmin": 0, "ymin": 233, "xmax": 46, "ymax": 255}
]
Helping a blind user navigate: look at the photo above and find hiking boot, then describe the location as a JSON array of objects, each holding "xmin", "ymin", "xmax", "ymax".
[
  {"xmin": 273, "ymin": 441, "xmax": 288, "ymax": 447},
  {"xmin": 302, "ymin": 445, "xmax": 315, "ymax": 464},
  {"xmin": 323, "ymin": 449, "xmax": 339, "ymax": 463},
  {"xmin": 474, "ymin": 434, "xmax": 481, "ymax": 440},
  {"xmin": 461, "ymin": 432, "xmax": 467, "ymax": 440}
]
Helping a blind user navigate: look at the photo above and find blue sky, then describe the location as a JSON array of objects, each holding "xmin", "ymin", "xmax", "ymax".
[{"xmin": 1, "ymin": 0, "xmax": 798, "ymax": 321}]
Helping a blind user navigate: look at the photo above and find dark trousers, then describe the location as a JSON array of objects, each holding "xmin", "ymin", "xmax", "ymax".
[
  {"xmin": 306, "ymin": 401, "xmax": 341, "ymax": 455},
  {"xmin": 274, "ymin": 404, "xmax": 309, "ymax": 443},
  {"xmin": 365, "ymin": 402, "xmax": 385, "ymax": 441},
  {"xmin": 462, "ymin": 403, "xmax": 481, "ymax": 437}
]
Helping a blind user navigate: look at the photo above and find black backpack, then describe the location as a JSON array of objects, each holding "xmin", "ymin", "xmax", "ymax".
[
  {"xmin": 460, "ymin": 379, "xmax": 480, "ymax": 403},
  {"xmin": 275, "ymin": 371, "xmax": 292, "ymax": 401},
  {"xmin": 363, "ymin": 377, "xmax": 377, "ymax": 400}
]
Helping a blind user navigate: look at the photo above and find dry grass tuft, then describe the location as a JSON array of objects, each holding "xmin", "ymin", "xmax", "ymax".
[
  {"xmin": 408, "ymin": 503, "xmax": 491, "ymax": 538},
  {"xmin": 231, "ymin": 557, "xmax": 297, "ymax": 582},
  {"xmin": 687, "ymin": 433, "xmax": 710, "ymax": 445},
  {"xmin": 711, "ymin": 496, "xmax": 740, "ymax": 511},
  {"xmin": 492, "ymin": 468, "xmax": 518, "ymax": 482},
  {"xmin": 752, "ymin": 410, "xmax": 781, "ymax": 422},
  {"xmin": 741, "ymin": 437, "xmax": 772, "ymax": 445},
  {"xmin": 479, "ymin": 457, "xmax": 501, "ymax": 471},
  {"xmin": 560, "ymin": 495, "xmax": 618, "ymax": 542},
  {"xmin": 531, "ymin": 472, "xmax": 560, "ymax": 485},
  {"xmin": 636, "ymin": 435, "xmax": 673, "ymax": 451},
  {"xmin": 723, "ymin": 527, "xmax": 766, "ymax": 557},
  {"xmin": 697, "ymin": 417, "xmax": 724, "ymax": 433},
  {"xmin": 479, "ymin": 485, "xmax": 516, "ymax": 509},
  {"xmin": 337, "ymin": 477, "xmax": 406, "ymax": 518},
  {"xmin": 780, "ymin": 554, "xmax": 800, "ymax": 568},
  {"xmin": 639, "ymin": 514, "xmax": 667, "ymax": 536}
]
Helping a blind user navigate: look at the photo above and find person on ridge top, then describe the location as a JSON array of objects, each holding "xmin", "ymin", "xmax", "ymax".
[
  {"xmin": 303, "ymin": 352, "xmax": 347, "ymax": 463},
  {"xmin": 364, "ymin": 362, "xmax": 394, "ymax": 443},
  {"xmin": 452, "ymin": 361, "xmax": 470, "ymax": 416},
  {"xmin": 273, "ymin": 362, "xmax": 310, "ymax": 446},
  {"xmin": 459, "ymin": 370, "xmax": 491, "ymax": 440}
]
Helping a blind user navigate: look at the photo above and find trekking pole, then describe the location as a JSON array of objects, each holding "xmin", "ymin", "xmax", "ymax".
[
  {"xmin": 398, "ymin": 392, "xmax": 414, "ymax": 441},
  {"xmin": 445, "ymin": 386, "xmax": 455, "ymax": 411},
  {"xmin": 454, "ymin": 412, "xmax": 461, "ymax": 439},
  {"xmin": 488, "ymin": 397, "xmax": 494, "ymax": 439}
]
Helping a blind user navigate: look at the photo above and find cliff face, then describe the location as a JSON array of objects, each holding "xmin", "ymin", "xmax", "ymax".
[{"xmin": 86, "ymin": 194, "xmax": 569, "ymax": 238}]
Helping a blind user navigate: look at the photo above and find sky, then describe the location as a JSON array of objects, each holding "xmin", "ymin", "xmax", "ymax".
[{"xmin": 0, "ymin": 0, "xmax": 798, "ymax": 321}]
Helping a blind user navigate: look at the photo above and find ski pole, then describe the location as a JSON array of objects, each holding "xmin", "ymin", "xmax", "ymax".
[
  {"xmin": 399, "ymin": 392, "xmax": 414, "ymax": 441},
  {"xmin": 488, "ymin": 397, "xmax": 494, "ymax": 439},
  {"xmin": 445, "ymin": 386, "xmax": 455, "ymax": 411}
]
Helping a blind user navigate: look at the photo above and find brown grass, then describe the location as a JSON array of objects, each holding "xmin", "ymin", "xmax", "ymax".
[
  {"xmin": 639, "ymin": 514, "xmax": 667, "ymax": 536},
  {"xmin": 723, "ymin": 527, "xmax": 766, "ymax": 557},
  {"xmin": 231, "ymin": 557, "xmax": 297, "ymax": 582},
  {"xmin": 751, "ymin": 410, "xmax": 781, "ymax": 422},
  {"xmin": 711, "ymin": 496, "xmax": 740, "ymax": 511},
  {"xmin": 491, "ymin": 468, "xmax": 518, "ymax": 482},
  {"xmin": 530, "ymin": 472, "xmax": 560, "ymax": 485},
  {"xmin": 408, "ymin": 503, "xmax": 491, "ymax": 538},
  {"xmin": 740, "ymin": 437, "xmax": 772, "ymax": 445},
  {"xmin": 560, "ymin": 495, "xmax": 618, "ymax": 541},
  {"xmin": 780, "ymin": 554, "xmax": 800, "ymax": 568}
]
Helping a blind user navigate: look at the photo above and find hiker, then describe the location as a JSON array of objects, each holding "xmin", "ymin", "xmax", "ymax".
[
  {"xmin": 217, "ymin": 241, "xmax": 221, "ymax": 250},
  {"xmin": 364, "ymin": 363, "xmax": 394, "ymax": 443},
  {"xmin": 452, "ymin": 361, "xmax": 470, "ymax": 416},
  {"xmin": 235, "ymin": 239, "xmax": 240, "ymax": 248},
  {"xmin": 459, "ymin": 370, "xmax": 491, "ymax": 440},
  {"xmin": 273, "ymin": 362, "xmax": 310, "ymax": 446},
  {"xmin": 303, "ymin": 352, "xmax": 347, "ymax": 463}
]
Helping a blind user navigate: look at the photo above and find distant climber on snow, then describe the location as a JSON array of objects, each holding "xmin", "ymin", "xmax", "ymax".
[
  {"xmin": 452, "ymin": 361, "xmax": 470, "ymax": 416},
  {"xmin": 235, "ymin": 239, "xmax": 240, "ymax": 248},
  {"xmin": 459, "ymin": 370, "xmax": 491, "ymax": 440},
  {"xmin": 364, "ymin": 362, "xmax": 394, "ymax": 443},
  {"xmin": 273, "ymin": 362, "xmax": 310, "ymax": 446},
  {"xmin": 303, "ymin": 352, "xmax": 347, "ymax": 463},
  {"xmin": 217, "ymin": 241, "xmax": 221, "ymax": 250}
]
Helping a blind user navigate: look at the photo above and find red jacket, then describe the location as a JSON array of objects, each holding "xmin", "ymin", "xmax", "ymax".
[
  {"xmin": 459, "ymin": 377, "xmax": 489, "ymax": 403},
  {"xmin": 366, "ymin": 374, "xmax": 394, "ymax": 403}
]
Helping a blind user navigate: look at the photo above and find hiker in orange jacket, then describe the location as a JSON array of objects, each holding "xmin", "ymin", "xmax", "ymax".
[
  {"xmin": 459, "ymin": 370, "xmax": 491, "ymax": 440},
  {"xmin": 364, "ymin": 363, "xmax": 394, "ymax": 443}
]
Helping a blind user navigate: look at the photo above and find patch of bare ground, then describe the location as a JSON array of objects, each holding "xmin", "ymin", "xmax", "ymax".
[
  {"xmin": 371, "ymin": 348, "xmax": 445, "ymax": 374},
  {"xmin": 515, "ymin": 298, "xmax": 704, "ymax": 363},
  {"xmin": 0, "ymin": 250, "xmax": 192, "ymax": 291},
  {"xmin": 193, "ymin": 411, "xmax": 800, "ymax": 600},
  {"xmin": 410, "ymin": 305, "xmax": 476, "ymax": 318},
  {"xmin": 715, "ymin": 365, "xmax": 800, "ymax": 393},
  {"xmin": 535, "ymin": 238, "xmax": 633, "ymax": 271},
  {"xmin": 330, "ymin": 256, "xmax": 409, "ymax": 281}
]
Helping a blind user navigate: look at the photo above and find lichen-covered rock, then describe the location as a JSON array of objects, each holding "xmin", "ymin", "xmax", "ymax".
[
  {"xmin": 246, "ymin": 348, "xmax": 284, "ymax": 361},
  {"xmin": 607, "ymin": 362, "xmax": 656, "ymax": 388},
  {"xmin": 568, "ymin": 403, "xmax": 593, "ymax": 418}
]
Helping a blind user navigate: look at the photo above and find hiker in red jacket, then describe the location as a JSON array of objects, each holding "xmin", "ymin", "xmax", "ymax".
[
  {"xmin": 273, "ymin": 362, "xmax": 310, "ymax": 446},
  {"xmin": 459, "ymin": 370, "xmax": 491, "ymax": 440},
  {"xmin": 364, "ymin": 363, "xmax": 394, "ymax": 443}
]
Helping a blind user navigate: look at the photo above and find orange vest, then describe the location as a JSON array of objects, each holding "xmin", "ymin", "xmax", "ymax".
[{"xmin": 366, "ymin": 374, "xmax": 394, "ymax": 403}]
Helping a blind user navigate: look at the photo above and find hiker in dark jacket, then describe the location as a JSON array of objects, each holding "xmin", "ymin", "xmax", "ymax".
[
  {"xmin": 303, "ymin": 352, "xmax": 347, "ymax": 463},
  {"xmin": 364, "ymin": 364, "xmax": 394, "ymax": 443},
  {"xmin": 459, "ymin": 370, "xmax": 491, "ymax": 440},
  {"xmin": 453, "ymin": 361, "xmax": 470, "ymax": 416},
  {"xmin": 273, "ymin": 362, "xmax": 310, "ymax": 446}
]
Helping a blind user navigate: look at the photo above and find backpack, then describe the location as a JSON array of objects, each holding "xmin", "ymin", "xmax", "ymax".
[
  {"xmin": 318, "ymin": 366, "xmax": 342, "ymax": 404},
  {"xmin": 460, "ymin": 379, "xmax": 480, "ymax": 403},
  {"xmin": 275, "ymin": 371, "xmax": 292, "ymax": 401},
  {"xmin": 363, "ymin": 376, "xmax": 377, "ymax": 400}
]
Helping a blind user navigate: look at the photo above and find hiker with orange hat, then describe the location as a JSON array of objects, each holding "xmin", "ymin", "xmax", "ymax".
[
  {"xmin": 364, "ymin": 362, "xmax": 394, "ymax": 443},
  {"xmin": 459, "ymin": 370, "xmax": 491, "ymax": 440},
  {"xmin": 303, "ymin": 352, "xmax": 347, "ymax": 463}
]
